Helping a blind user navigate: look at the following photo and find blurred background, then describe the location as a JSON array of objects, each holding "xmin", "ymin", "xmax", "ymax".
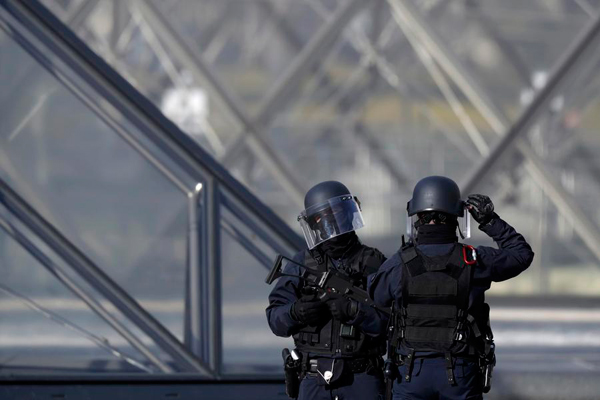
[{"xmin": 1, "ymin": 0, "xmax": 600, "ymax": 398}]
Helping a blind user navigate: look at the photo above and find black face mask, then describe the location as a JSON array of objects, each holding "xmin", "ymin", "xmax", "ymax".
[
  {"xmin": 416, "ymin": 224, "xmax": 458, "ymax": 245},
  {"xmin": 318, "ymin": 231, "xmax": 360, "ymax": 259}
]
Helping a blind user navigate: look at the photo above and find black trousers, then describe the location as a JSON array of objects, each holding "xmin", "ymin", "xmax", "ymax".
[
  {"xmin": 298, "ymin": 371, "xmax": 384, "ymax": 400},
  {"xmin": 393, "ymin": 358, "xmax": 483, "ymax": 400}
]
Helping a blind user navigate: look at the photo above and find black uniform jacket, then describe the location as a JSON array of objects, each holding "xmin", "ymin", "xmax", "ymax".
[{"xmin": 368, "ymin": 217, "xmax": 534, "ymax": 318}]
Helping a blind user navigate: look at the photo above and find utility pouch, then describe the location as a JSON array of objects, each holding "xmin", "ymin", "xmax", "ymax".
[
  {"xmin": 315, "ymin": 358, "xmax": 345, "ymax": 386},
  {"xmin": 282, "ymin": 348, "xmax": 301, "ymax": 398}
]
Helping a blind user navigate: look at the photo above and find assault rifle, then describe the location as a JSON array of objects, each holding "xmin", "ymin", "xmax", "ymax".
[{"xmin": 265, "ymin": 254, "xmax": 388, "ymax": 314}]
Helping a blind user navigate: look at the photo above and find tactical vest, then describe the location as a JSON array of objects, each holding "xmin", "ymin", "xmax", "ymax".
[
  {"xmin": 393, "ymin": 242, "xmax": 492, "ymax": 357},
  {"xmin": 293, "ymin": 246, "xmax": 386, "ymax": 358}
]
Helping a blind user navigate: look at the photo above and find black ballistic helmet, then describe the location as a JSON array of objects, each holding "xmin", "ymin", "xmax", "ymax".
[
  {"xmin": 407, "ymin": 176, "xmax": 464, "ymax": 217},
  {"xmin": 304, "ymin": 181, "xmax": 351, "ymax": 209},
  {"xmin": 298, "ymin": 181, "xmax": 365, "ymax": 249}
]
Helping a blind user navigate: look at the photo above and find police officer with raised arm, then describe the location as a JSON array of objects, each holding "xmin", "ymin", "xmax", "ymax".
[
  {"xmin": 369, "ymin": 176, "xmax": 534, "ymax": 400},
  {"xmin": 266, "ymin": 181, "xmax": 388, "ymax": 400}
]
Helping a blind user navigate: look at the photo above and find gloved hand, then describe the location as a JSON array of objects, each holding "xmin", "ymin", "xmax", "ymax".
[
  {"xmin": 290, "ymin": 295, "xmax": 328, "ymax": 325},
  {"xmin": 466, "ymin": 194, "xmax": 496, "ymax": 225},
  {"xmin": 327, "ymin": 297, "xmax": 359, "ymax": 322}
]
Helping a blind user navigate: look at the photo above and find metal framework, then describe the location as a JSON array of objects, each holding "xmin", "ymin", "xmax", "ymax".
[{"xmin": 2, "ymin": 0, "xmax": 600, "ymax": 382}]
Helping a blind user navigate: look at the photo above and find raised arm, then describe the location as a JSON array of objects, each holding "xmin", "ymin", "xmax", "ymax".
[
  {"xmin": 475, "ymin": 217, "xmax": 534, "ymax": 282},
  {"xmin": 466, "ymin": 194, "xmax": 534, "ymax": 283}
]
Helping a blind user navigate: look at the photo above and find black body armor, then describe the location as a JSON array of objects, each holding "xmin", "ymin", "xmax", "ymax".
[
  {"xmin": 392, "ymin": 242, "xmax": 493, "ymax": 361},
  {"xmin": 293, "ymin": 246, "xmax": 386, "ymax": 358}
]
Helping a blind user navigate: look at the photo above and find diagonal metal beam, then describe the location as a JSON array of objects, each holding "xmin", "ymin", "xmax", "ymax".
[
  {"xmin": 133, "ymin": 0, "xmax": 307, "ymax": 206},
  {"xmin": 0, "ymin": 178, "xmax": 212, "ymax": 375},
  {"xmin": 256, "ymin": 0, "xmax": 305, "ymax": 53},
  {"xmin": 219, "ymin": 0, "xmax": 368, "ymax": 166},
  {"xmin": 389, "ymin": 0, "xmax": 600, "ymax": 263}
]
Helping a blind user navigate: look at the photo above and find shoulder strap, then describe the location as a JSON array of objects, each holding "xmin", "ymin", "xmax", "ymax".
[
  {"xmin": 350, "ymin": 246, "xmax": 366, "ymax": 276},
  {"xmin": 304, "ymin": 249, "xmax": 326, "ymax": 273},
  {"xmin": 399, "ymin": 242, "xmax": 426, "ymax": 310},
  {"xmin": 355, "ymin": 246, "xmax": 385, "ymax": 277},
  {"xmin": 454, "ymin": 244, "xmax": 474, "ymax": 313},
  {"xmin": 400, "ymin": 243, "xmax": 427, "ymax": 277}
]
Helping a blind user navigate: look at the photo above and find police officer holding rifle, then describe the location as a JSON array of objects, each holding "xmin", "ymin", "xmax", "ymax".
[{"xmin": 266, "ymin": 181, "xmax": 388, "ymax": 400}]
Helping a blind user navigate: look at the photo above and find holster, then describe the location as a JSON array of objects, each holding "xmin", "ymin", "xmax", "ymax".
[
  {"xmin": 480, "ymin": 339, "xmax": 496, "ymax": 393},
  {"xmin": 383, "ymin": 357, "xmax": 397, "ymax": 400},
  {"xmin": 282, "ymin": 348, "xmax": 301, "ymax": 399},
  {"xmin": 481, "ymin": 353, "xmax": 495, "ymax": 393}
]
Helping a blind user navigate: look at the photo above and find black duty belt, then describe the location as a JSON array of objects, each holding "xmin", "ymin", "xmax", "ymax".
[
  {"xmin": 399, "ymin": 353, "xmax": 479, "ymax": 361},
  {"xmin": 305, "ymin": 357, "xmax": 380, "ymax": 375},
  {"xmin": 348, "ymin": 357, "xmax": 375, "ymax": 373}
]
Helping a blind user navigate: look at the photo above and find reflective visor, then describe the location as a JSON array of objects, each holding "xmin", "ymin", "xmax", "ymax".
[{"xmin": 298, "ymin": 195, "xmax": 365, "ymax": 249}]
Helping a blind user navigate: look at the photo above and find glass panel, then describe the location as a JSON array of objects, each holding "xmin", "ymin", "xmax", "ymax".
[
  {"xmin": 0, "ymin": 207, "xmax": 188, "ymax": 372},
  {"xmin": 0, "ymin": 224, "xmax": 153, "ymax": 373},
  {"xmin": 0, "ymin": 17, "xmax": 191, "ymax": 341},
  {"xmin": 219, "ymin": 197, "xmax": 295, "ymax": 375}
]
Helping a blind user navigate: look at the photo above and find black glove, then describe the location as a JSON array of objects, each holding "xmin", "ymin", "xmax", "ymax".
[
  {"xmin": 290, "ymin": 295, "xmax": 328, "ymax": 325},
  {"xmin": 327, "ymin": 297, "xmax": 359, "ymax": 322},
  {"xmin": 466, "ymin": 194, "xmax": 496, "ymax": 225}
]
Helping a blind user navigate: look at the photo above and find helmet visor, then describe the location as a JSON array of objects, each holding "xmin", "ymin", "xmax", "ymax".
[
  {"xmin": 459, "ymin": 205, "xmax": 471, "ymax": 239},
  {"xmin": 298, "ymin": 195, "xmax": 364, "ymax": 249}
]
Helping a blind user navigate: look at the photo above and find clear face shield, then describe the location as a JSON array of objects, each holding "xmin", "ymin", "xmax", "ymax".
[
  {"xmin": 406, "ymin": 204, "xmax": 471, "ymax": 241},
  {"xmin": 298, "ymin": 195, "xmax": 365, "ymax": 249}
]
